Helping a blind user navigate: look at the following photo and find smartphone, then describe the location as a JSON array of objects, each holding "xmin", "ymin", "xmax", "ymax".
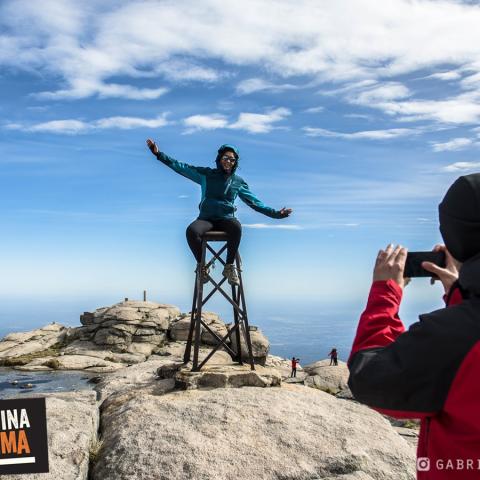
[{"xmin": 404, "ymin": 251, "xmax": 446, "ymax": 278}]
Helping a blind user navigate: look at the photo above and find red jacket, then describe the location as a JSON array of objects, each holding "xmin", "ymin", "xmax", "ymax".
[{"xmin": 348, "ymin": 255, "xmax": 480, "ymax": 479}]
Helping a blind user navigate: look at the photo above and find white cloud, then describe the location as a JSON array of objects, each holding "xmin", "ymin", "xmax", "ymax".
[
  {"xmin": 378, "ymin": 92, "xmax": 480, "ymax": 124},
  {"xmin": 154, "ymin": 60, "xmax": 220, "ymax": 83},
  {"xmin": 320, "ymin": 80, "xmax": 378, "ymax": 97},
  {"xmin": 340, "ymin": 79, "xmax": 480, "ymax": 124},
  {"xmin": 443, "ymin": 161, "xmax": 480, "ymax": 172},
  {"xmin": 9, "ymin": 107, "xmax": 289, "ymax": 136},
  {"xmin": 1, "ymin": 0, "xmax": 480, "ymax": 111},
  {"xmin": 29, "ymin": 120, "xmax": 89, "ymax": 134},
  {"xmin": 344, "ymin": 113, "xmax": 374, "ymax": 120},
  {"xmin": 183, "ymin": 108, "xmax": 290, "ymax": 134},
  {"xmin": 303, "ymin": 126, "xmax": 417, "ymax": 140},
  {"xmin": 37, "ymin": 83, "xmax": 168, "ymax": 101},
  {"xmin": 6, "ymin": 114, "xmax": 169, "ymax": 134},
  {"xmin": 460, "ymin": 72, "xmax": 480, "ymax": 90},
  {"xmin": 352, "ymin": 82, "xmax": 412, "ymax": 104},
  {"xmin": 183, "ymin": 114, "xmax": 229, "ymax": 134},
  {"xmin": 305, "ymin": 106, "xmax": 325, "ymax": 114},
  {"xmin": 26, "ymin": 0, "xmax": 87, "ymax": 34},
  {"xmin": 236, "ymin": 78, "xmax": 296, "ymax": 95},
  {"xmin": 243, "ymin": 224, "xmax": 302, "ymax": 230},
  {"xmin": 94, "ymin": 115, "xmax": 169, "ymax": 129},
  {"xmin": 342, "ymin": 81, "xmax": 480, "ymax": 125},
  {"xmin": 431, "ymin": 137, "xmax": 474, "ymax": 152},
  {"xmin": 1, "ymin": 0, "xmax": 480, "ymax": 134},
  {"xmin": 229, "ymin": 108, "xmax": 291, "ymax": 133},
  {"xmin": 428, "ymin": 71, "xmax": 462, "ymax": 81}
]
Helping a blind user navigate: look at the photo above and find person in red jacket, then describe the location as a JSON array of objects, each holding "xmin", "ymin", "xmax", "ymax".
[
  {"xmin": 328, "ymin": 348, "xmax": 338, "ymax": 366},
  {"xmin": 290, "ymin": 357, "xmax": 299, "ymax": 378},
  {"xmin": 348, "ymin": 173, "xmax": 480, "ymax": 479}
]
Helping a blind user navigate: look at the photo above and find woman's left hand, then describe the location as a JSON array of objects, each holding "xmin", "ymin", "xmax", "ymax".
[{"xmin": 279, "ymin": 207, "xmax": 292, "ymax": 218}]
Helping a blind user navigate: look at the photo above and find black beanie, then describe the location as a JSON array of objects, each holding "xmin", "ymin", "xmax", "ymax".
[{"xmin": 439, "ymin": 173, "xmax": 480, "ymax": 262}]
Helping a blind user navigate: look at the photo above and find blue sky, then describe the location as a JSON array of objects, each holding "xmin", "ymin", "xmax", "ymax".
[{"xmin": 1, "ymin": 0, "xmax": 480, "ymax": 332}]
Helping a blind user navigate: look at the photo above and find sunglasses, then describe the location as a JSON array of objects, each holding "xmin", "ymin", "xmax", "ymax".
[{"xmin": 220, "ymin": 155, "xmax": 236, "ymax": 163}]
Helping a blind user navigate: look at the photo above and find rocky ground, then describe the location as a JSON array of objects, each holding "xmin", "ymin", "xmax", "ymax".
[
  {"xmin": 0, "ymin": 300, "xmax": 418, "ymax": 480},
  {"xmin": 0, "ymin": 301, "xmax": 270, "ymax": 373}
]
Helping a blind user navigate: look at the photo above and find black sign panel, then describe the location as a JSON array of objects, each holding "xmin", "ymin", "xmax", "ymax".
[{"xmin": 0, "ymin": 397, "xmax": 49, "ymax": 475}]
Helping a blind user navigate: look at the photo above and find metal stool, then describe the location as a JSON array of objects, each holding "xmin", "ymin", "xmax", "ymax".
[{"xmin": 183, "ymin": 231, "xmax": 255, "ymax": 371}]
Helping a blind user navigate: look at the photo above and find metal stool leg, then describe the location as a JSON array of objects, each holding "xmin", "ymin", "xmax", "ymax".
[
  {"xmin": 231, "ymin": 283, "xmax": 243, "ymax": 364},
  {"xmin": 183, "ymin": 274, "xmax": 198, "ymax": 363},
  {"xmin": 192, "ymin": 239, "xmax": 206, "ymax": 371},
  {"xmin": 236, "ymin": 252, "xmax": 255, "ymax": 370}
]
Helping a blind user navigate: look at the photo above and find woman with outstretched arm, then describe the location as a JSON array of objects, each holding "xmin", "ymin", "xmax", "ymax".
[{"xmin": 146, "ymin": 139, "xmax": 292, "ymax": 285}]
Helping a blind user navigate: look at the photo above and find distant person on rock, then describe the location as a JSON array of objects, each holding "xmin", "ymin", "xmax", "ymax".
[
  {"xmin": 328, "ymin": 348, "xmax": 338, "ymax": 366},
  {"xmin": 146, "ymin": 139, "xmax": 292, "ymax": 285},
  {"xmin": 348, "ymin": 173, "xmax": 480, "ymax": 479},
  {"xmin": 291, "ymin": 357, "xmax": 299, "ymax": 377}
]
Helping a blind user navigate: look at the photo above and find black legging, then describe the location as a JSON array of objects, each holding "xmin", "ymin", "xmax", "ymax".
[{"xmin": 186, "ymin": 218, "xmax": 242, "ymax": 264}]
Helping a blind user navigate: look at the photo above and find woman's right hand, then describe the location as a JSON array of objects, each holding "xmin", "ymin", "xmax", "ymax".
[
  {"xmin": 422, "ymin": 244, "xmax": 461, "ymax": 294},
  {"xmin": 146, "ymin": 138, "xmax": 159, "ymax": 155}
]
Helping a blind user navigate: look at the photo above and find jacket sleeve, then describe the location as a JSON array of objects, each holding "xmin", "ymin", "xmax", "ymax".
[
  {"xmin": 238, "ymin": 181, "xmax": 282, "ymax": 219},
  {"xmin": 155, "ymin": 151, "xmax": 205, "ymax": 184},
  {"xmin": 348, "ymin": 279, "xmax": 464, "ymax": 419}
]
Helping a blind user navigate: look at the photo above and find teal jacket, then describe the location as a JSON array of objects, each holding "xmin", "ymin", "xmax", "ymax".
[{"xmin": 156, "ymin": 151, "xmax": 283, "ymax": 220}]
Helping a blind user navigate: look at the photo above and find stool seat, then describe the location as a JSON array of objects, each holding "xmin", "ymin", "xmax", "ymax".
[{"xmin": 202, "ymin": 231, "xmax": 229, "ymax": 241}]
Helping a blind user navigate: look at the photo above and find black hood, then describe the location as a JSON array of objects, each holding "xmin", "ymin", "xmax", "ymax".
[{"xmin": 439, "ymin": 173, "xmax": 480, "ymax": 262}]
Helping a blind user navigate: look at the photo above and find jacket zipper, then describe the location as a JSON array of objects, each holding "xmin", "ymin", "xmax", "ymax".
[
  {"xmin": 224, "ymin": 177, "xmax": 235, "ymax": 217},
  {"xmin": 224, "ymin": 177, "xmax": 233, "ymax": 195},
  {"xmin": 418, "ymin": 417, "xmax": 431, "ymax": 476}
]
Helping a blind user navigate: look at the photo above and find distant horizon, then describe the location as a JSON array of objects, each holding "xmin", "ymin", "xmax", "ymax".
[{"xmin": 0, "ymin": 278, "xmax": 447, "ymax": 364}]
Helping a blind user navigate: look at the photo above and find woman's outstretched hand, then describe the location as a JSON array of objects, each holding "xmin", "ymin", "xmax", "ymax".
[
  {"xmin": 279, "ymin": 207, "xmax": 292, "ymax": 218},
  {"xmin": 146, "ymin": 138, "xmax": 159, "ymax": 155}
]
